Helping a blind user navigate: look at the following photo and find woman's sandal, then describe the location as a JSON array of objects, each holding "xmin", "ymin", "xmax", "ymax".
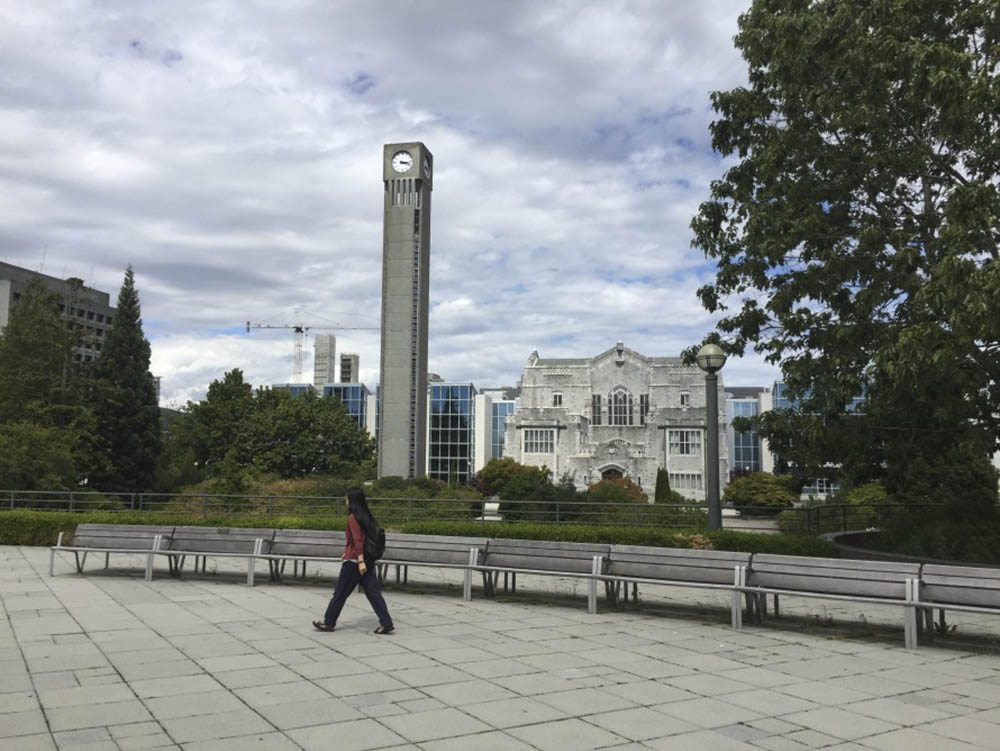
[
  {"xmin": 373, "ymin": 625, "xmax": 394, "ymax": 635},
  {"xmin": 312, "ymin": 620, "xmax": 335, "ymax": 632}
]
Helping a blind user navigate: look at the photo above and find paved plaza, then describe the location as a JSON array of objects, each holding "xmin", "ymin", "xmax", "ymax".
[{"xmin": 3, "ymin": 544, "xmax": 1000, "ymax": 751}]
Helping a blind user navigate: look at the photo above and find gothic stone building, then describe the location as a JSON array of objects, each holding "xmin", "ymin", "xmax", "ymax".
[{"xmin": 504, "ymin": 342, "xmax": 728, "ymax": 500}]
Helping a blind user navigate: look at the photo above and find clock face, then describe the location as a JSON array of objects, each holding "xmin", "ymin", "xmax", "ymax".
[
  {"xmin": 391, "ymin": 151, "xmax": 413, "ymax": 173},
  {"xmin": 423, "ymin": 155, "xmax": 431, "ymax": 174}
]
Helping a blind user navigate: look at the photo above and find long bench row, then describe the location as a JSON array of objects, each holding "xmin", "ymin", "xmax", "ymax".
[{"xmin": 49, "ymin": 524, "xmax": 1000, "ymax": 649}]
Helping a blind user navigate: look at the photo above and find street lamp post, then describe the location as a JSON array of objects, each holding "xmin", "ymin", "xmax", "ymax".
[{"xmin": 696, "ymin": 343, "xmax": 727, "ymax": 532}]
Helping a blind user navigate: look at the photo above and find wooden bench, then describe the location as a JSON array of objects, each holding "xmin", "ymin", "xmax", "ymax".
[
  {"xmin": 256, "ymin": 529, "xmax": 345, "ymax": 582},
  {"xmin": 907, "ymin": 563, "xmax": 1000, "ymax": 647},
  {"xmin": 744, "ymin": 554, "xmax": 922, "ymax": 648},
  {"xmin": 49, "ymin": 524, "xmax": 174, "ymax": 581},
  {"xmin": 378, "ymin": 533, "xmax": 487, "ymax": 601},
  {"xmin": 478, "ymin": 539, "xmax": 610, "ymax": 610},
  {"xmin": 161, "ymin": 527, "xmax": 274, "ymax": 586},
  {"xmin": 602, "ymin": 546, "xmax": 753, "ymax": 627}
]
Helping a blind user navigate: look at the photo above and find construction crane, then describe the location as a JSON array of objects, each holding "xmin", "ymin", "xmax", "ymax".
[{"xmin": 245, "ymin": 314, "xmax": 379, "ymax": 383}]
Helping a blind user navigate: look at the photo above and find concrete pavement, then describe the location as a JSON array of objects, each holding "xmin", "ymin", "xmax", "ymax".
[{"xmin": 3, "ymin": 544, "xmax": 1000, "ymax": 750}]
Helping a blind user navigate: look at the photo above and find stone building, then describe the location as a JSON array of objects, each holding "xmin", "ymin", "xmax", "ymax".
[{"xmin": 504, "ymin": 342, "xmax": 727, "ymax": 500}]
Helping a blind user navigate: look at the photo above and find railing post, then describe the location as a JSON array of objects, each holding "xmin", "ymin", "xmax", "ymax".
[
  {"xmin": 842, "ymin": 504, "xmax": 848, "ymax": 532},
  {"xmin": 555, "ymin": 502, "xmax": 560, "ymax": 523},
  {"xmin": 202, "ymin": 496, "xmax": 207, "ymax": 518}
]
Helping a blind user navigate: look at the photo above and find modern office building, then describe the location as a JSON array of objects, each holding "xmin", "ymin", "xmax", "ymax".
[
  {"xmin": 426, "ymin": 382, "xmax": 477, "ymax": 484},
  {"xmin": 725, "ymin": 386, "xmax": 773, "ymax": 479},
  {"xmin": 504, "ymin": 342, "xmax": 727, "ymax": 500},
  {"xmin": 271, "ymin": 383, "xmax": 316, "ymax": 397},
  {"xmin": 325, "ymin": 383, "xmax": 371, "ymax": 430},
  {"xmin": 378, "ymin": 142, "xmax": 433, "ymax": 478},
  {"xmin": 313, "ymin": 334, "xmax": 336, "ymax": 387},
  {"xmin": 0, "ymin": 261, "xmax": 115, "ymax": 363},
  {"xmin": 340, "ymin": 353, "xmax": 359, "ymax": 384},
  {"xmin": 474, "ymin": 387, "xmax": 520, "ymax": 468}
]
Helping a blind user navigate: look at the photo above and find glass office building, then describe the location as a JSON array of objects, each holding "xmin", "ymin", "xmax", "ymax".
[
  {"xmin": 727, "ymin": 393, "xmax": 762, "ymax": 477},
  {"xmin": 491, "ymin": 400, "xmax": 517, "ymax": 459},
  {"xmin": 324, "ymin": 383, "xmax": 370, "ymax": 428},
  {"xmin": 428, "ymin": 383, "xmax": 476, "ymax": 484}
]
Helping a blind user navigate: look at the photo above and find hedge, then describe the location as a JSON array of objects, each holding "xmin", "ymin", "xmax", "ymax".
[{"xmin": 0, "ymin": 510, "xmax": 838, "ymax": 558}]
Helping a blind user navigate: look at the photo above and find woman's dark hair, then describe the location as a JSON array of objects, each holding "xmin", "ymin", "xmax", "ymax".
[{"xmin": 346, "ymin": 486, "xmax": 376, "ymax": 534}]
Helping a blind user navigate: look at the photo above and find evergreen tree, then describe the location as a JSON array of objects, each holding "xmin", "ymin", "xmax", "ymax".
[
  {"xmin": 91, "ymin": 266, "xmax": 161, "ymax": 492},
  {"xmin": 654, "ymin": 467, "xmax": 671, "ymax": 503}
]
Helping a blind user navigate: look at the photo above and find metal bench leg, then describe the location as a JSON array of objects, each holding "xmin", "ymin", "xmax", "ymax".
[
  {"xmin": 588, "ymin": 557, "xmax": 600, "ymax": 614},
  {"xmin": 75, "ymin": 551, "xmax": 86, "ymax": 573},
  {"xmin": 105, "ymin": 553, "xmax": 110, "ymax": 569},
  {"xmin": 49, "ymin": 534, "xmax": 61, "ymax": 577},
  {"xmin": 464, "ymin": 549, "xmax": 476, "ymax": 602},
  {"xmin": 772, "ymin": 594, "xmax": 779, "ymax": 618},
  {"xmin": 511, "ymin": 572, "xmax": 516, "ymax": 593},
  {"xmin": 904, "ymin": 578, "xmax": 918, "ymax": 650},
  {"xmin": 732, "ymin": 567, "xmax": 746, "ymax": 631}
]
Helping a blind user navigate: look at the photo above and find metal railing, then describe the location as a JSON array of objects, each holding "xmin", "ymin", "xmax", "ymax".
[
  {"xmin": 0, "ymin": 489, "xmax": 708, "ymax": 528},
  {"xmin": 0, "ymin": 490, "xmax": 942, "ymax": 534}
]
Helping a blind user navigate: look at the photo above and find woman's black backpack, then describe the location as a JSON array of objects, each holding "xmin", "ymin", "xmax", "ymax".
[{"xmin": 363, "ymin": 524, "xmax": 386, "ymax": 563}]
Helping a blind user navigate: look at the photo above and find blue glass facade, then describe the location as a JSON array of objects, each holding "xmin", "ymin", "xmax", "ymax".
[
  {"xmin": 729, "ymin": 398, "xmax": 761, "ymax": 476},
  {"xmin": 324, "ymin": 383, "xmax": 369, "ymax": 428},
  {"xmin": 491, "ymin": 400, "xmax": 516, "ymax": 459},
  {"xmin": 428, "ymin": 383, "xmax": 476, "ymax": 484}
]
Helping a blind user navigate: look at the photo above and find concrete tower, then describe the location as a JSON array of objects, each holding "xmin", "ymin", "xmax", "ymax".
[
  {"xmin": 340, "ymin": 353, "xmax": 359, "ymax": 383},
  {"xmin": 313, "ymin": 334, "xmax": 336, "ymax": 387},
  {"xmin": 378, "ymin": 142, "xmax": 433, "ymax": 478}
]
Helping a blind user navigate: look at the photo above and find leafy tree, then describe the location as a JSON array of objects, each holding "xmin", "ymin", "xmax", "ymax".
[
  {"xmin": 91, "ymin": 267, "xmax": 161, "ymax": 492},
  {"xmin": 473, "ymin": 457, "xmax": 526, "ymax": 497},
  {"xmin": 692, "ymin": 0, "xmax": 1000, "ymax": 453},
  {"xmin": 0, "ymin": 423, "xmax": 79, "ymax": 491},
  {"xmin": 498, "ymin": 463, "xmax": 553, "ymax": 521},
  {"xmin": 0, "ymin": 279, "xmax": 103, "ymax": 489},
  {"xmin": 180, "ymin": 369, "xmax": 255, "ymax": 470},
  {"xmin": 239, "ymin": 388, "xmax": 374, "ymax": 477}
]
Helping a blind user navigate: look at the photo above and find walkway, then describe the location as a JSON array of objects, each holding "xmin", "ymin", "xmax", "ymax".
[{"xmin": 2, "ymin": 545, "xmax": 1000, "ymax": 750}]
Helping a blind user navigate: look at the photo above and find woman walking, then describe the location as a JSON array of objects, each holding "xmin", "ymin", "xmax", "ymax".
[{"xmin": 313, "ymin": 487, "xmax": 394, "ymax": 634}]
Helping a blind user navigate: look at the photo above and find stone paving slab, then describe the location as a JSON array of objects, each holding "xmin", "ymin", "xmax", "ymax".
[{"xmin": 3, "ymin": 544, "xmax": 1000, "ymax": 750}]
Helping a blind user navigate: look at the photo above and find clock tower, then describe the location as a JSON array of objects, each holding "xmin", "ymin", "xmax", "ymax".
[{"xmin": 378, "ymin": 142, "xmax": 433, "ymax": 478}]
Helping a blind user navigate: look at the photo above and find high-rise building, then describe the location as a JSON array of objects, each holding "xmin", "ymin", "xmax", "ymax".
[
  {"xmin": 378, "ymin": 142, "xmax": 433, "ymax": 478},
  {"xmin": 0, "ymin": 261, "xmax": 115, "ymax": 363},
  {"xmin": 340, "ymin": 353, "xmax": 359, "ymax": 384},
  {"xmin": 313, "ymin": 334, "xmax": 336, "ymax": 388}
]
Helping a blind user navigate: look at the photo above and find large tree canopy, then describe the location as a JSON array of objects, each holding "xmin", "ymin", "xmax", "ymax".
[{"xmin": 692, "ymin": 0, "xmax": 1000, "ymax": 450}]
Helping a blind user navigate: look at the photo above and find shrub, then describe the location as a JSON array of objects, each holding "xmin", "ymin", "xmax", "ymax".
[
  {"xmin": 585, "ymin": 477, "xmax": 647, "ymax": 503},
  {"xmin": 723, "ymin": 472, "xmax": 798, "ymax": 516}
]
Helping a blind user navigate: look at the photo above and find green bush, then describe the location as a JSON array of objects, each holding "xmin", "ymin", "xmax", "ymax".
[
  {"xmin": 723, "ymin": 472, "xmax": 798, "ymax": 517},
  {"xmin": 399, "ymin": 520, "xmax": 839, "ymax": 556}
]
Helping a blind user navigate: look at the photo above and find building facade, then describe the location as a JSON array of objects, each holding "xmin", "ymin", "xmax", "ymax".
[
  {"xmin": 504, "ymin": 342, "xmax": 727, "ymax": 500},
  {"xmin": 339, "ymin": 353, "xmax": 359, "ymax": 384},
  {"xmin": 325, "ymin": 383, "xmax": 371, "ymax": 430},
  {"xmin": 725, "ymin": 386, "xmax": 773, "ymax": 479},
  {"xmin": 0, "ymin": 262, "xmax": 115, "ymax": 363},
  {"xmin": 426, "ymin": 382, "xmax": 476, "ymax": 485},
  {"xmin": 378, "ymin": 142, "xmax": 433, "ymax": 478},
  {"xmin": 313, "ymin": 334, "xmax": 336, "ymax": 387}
]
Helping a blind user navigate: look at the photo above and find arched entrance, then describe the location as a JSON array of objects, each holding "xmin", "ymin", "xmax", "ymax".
[{"xmin": 601, "ymin": 467, "xmax": 624, "ymax": 481}]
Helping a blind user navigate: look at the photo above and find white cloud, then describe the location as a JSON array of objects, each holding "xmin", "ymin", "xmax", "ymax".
[{"xmin": 0, "ymin": 0, "xmax": 776, "ymax": 404}]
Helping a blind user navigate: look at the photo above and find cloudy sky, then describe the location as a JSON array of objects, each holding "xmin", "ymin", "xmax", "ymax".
[{"xmin": 1, "ymin": 0, "xmax": 776, "ymax": 406}]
